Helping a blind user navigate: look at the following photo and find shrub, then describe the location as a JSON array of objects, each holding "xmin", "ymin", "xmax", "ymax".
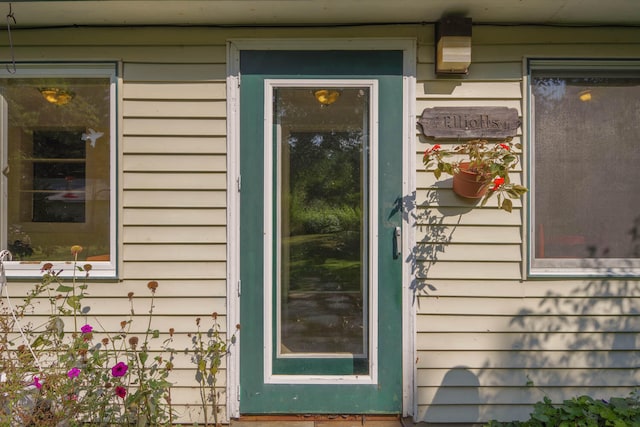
[{"xmin": 486, "ymin": 391, "xmax": 640, "ymax": 427}]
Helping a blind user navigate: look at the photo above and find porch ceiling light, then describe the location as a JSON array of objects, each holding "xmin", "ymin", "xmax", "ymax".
[
  {"xmin": 314, "ymin": 89, "xmax": 340, "ymax": 106},
  {"xmin": 39, "ymin": 87, "xmax": 75, "ymax": 105},
  {"xmin": 579, "ymin": 90, "xmax": 592, "ymax": 102},
  {"xmin": 436, "ymin": 16, "xmax": 472, "ymax": 75}
]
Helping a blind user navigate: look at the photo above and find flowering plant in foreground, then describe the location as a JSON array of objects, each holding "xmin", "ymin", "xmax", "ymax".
[
  {"xmin": 0, "ymin": 246, "xmax": 176, "ymax": 425},
  {"xmin": 423, "ymin": 138, "xmax": 528, "ymax": 212},
  {"xmin": 189, "ymin": 313, "xmax": 240, "ymax": 427}
]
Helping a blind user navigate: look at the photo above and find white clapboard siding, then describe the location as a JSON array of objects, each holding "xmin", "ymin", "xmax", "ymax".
[
  {"xmin": 123, "ymin": 118, "xmax": 227, "ymax": 136},
  {"xmin": 123, "ymin": 243, "xmax": 227, "ymax": 261},
  {"xmin": 123, "ymin": 208, "xmax": 226, "ymax": 225},
  {"xmin": 415, "ymin": 243, "xmax": 522, "ymax": 262},
  {"xmin": 417, "ymin": 314, "xmax": 640, "ymax": 333},
  {"xmin": 414, "ymin": 206, "xmax": 524, "ymax": 226},
  {"xmin": 124, "ymin": 82, "xmax": 227, "ymax": 100},
  {"xmin": 412, "ymin": 278, "xmax": 638, "ymax": 298},
  {"xmin": 416, "ymin": 81, "xmax": 523, "ymax": 99},
  {"xmin": 416, "ymin": 225, "xmax": 523, "ymax": 244},
  {"xmin": 87, "ymin": 279, "xmax": 228, "ymax": 298},
  {"xmin": 0, "ymin": 46, "xmax": 226, "ymax": 64},
  {"xmin": 122, "ymin": 261, "xmax": 226, "ymax": 280},
  {"xmin": 417, "ymin": 98, "xmax": 522, "ymax": 111},
  {"xmin": 417, "ymin": 350, "xmax": 640, "ymax": 370},
  {"xmin": 123, "ymin": 154, "xmax": 227, "ymax": 172},
  {"xmin": 124, "ymin": 63, "xmax": 227, "ymax": 81},
  {"xmin": 124, "ymin": 172, "xmax": 226, "ymax": 190},
  {"xmin": 418, "ymin": 368, "xmax": 640, "ymax": 388},
  {"xmin": 124, "ymin": 136, "xmax": 227, "ymax": 154},
  {"xmin": 122, "ymin": 190, "xmax": 226, "ymax": 208},
  {"xmin": 120, "ymin": 55, "xmax": 229, "ymax": 422}
]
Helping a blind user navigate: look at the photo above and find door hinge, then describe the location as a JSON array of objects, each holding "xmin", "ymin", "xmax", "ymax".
[
  {"xmin": 237, "ymin": 384, "xmax": 241, "ymax": 402},
  {"xmin": 237, "ymin": 279, "xmax": 241, "ymax": 297},
  {"xmin": 237, "ymin": 175, "xmax": 241, "ymax": 192}
]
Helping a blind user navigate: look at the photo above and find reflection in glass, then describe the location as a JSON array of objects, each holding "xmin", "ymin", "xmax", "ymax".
[
  {"xmin": 2, "ymin": 77, "xmax": 111, "ymax": 261},
  {"xmin": 275, "ymin": 87, "xmax": 369, "ymax": 356},
  {"xmin": 532, "ymin": 75, "xmax": 640, "ymax": 259}
]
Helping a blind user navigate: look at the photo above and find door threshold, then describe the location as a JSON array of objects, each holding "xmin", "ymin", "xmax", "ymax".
[{"xmin": 231, "ymin": 414, "xmax": 403, "ymax": 426}]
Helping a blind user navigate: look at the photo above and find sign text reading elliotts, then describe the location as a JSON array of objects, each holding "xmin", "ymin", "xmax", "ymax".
[{"xmin": 418, "ymin": 107, "xmax": 521, "ymax": 139}]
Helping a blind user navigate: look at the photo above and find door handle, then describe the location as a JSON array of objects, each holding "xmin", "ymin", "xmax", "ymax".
[{"xmin": 393, "ymin": 226, "xmax": 401, "ymax": 259}]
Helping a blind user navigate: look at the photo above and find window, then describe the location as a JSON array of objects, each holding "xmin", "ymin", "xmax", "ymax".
[
  {"xmin": 528, "ymin": 60, "xmax": 640, "ymax": 276},
  {"xmin": 0, "ymin": 64, "xmax": 116, "ymax": 278}
]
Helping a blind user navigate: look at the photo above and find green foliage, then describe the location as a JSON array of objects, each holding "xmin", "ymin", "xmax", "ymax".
[
  {"xmin": 293, "ymin": 204, "xmax": 361, "ymax": 235},
  {"xmin": 486, "ymin": 391, "xmax": 640, "ymax": 427}
]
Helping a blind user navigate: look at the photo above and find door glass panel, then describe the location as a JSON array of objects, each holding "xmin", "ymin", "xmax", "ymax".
[{"xmin": 275, "ymin": 87, "xmax": 370, "ymax": 357}]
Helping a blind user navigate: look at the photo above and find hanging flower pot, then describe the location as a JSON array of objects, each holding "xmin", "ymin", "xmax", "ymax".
[
  {"xmin": 452, "ymin": 162, "xmax": 490, "ymax": 199},
  {"xmin": 423, "ymin": 139, "xmax": 528, "ymax": 212}
]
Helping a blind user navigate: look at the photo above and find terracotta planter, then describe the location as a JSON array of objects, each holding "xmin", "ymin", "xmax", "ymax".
[{"xmin": 452, "ymin": 162, "xmax": 490, "ymax": 199}]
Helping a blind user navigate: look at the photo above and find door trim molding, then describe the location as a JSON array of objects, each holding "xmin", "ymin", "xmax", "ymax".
[
  {"xmin": 263, "ymin": 78, "xmax": 379, "ymax": 385},
  {"xmin": 226, "ymin": 37, "xmax": 417, "ymax": 419}
]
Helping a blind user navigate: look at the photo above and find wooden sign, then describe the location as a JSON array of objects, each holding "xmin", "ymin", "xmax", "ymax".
[{"xmin": 418, "ymin": 107, "xmax": 521, "ymax": 139}]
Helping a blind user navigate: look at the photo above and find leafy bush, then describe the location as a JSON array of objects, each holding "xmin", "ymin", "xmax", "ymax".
[
  {"xmin": 486, "ymin": 391, "xmax": 640, "ymax": 427},
  {"xmin": 293, "ymin": 204, "xmax": 361, "ymax": 235}
]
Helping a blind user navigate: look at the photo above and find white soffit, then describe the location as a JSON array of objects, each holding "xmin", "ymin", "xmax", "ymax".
[{"xmin": 3, "ymin": 0, "xmax": 640, "ymax": 28}]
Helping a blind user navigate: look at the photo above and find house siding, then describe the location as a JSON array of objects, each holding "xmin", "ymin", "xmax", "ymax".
[
  {"xmin": 1, "ymin": 23, "xmax": 639, "ymax": 425},
  {"xmin": 415, "ymin": 25, "xmax": 640, "ymax": 424}
]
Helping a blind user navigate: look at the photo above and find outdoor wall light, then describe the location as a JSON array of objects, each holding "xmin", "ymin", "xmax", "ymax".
[
  {"xmin": 39, "ymin": 87, "xmax": 75, "ymax": 105},
  {"xmin": 436, "ymin": 16, "xmax": 472, "ymax": 75},
  {"xmin": 314, "ymin": 89, "xmax": 340, "ymax": 106}
]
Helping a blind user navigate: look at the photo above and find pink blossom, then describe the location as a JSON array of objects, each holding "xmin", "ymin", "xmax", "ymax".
[
  {"xmin": 80, "ymin": 324, "xmax": 93, "ymax": 334},
  {"xmin": 32, "ymin": 376, "xmax": 42, "ymax": 390},
  {"xmin": 67, "ymin": 367, "xmax": 81, "ymax": 378},
  {"xmin": 111, "ymin": 361, "xmax": 128, "ymax": 377}
]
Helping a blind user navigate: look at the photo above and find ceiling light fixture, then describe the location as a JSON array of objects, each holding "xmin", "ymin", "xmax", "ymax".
[
  {"xmin": 314, "ymin": 89, "xmax": 340, "ymax": 106},
  {"xmin": 579, "ymin": 90, "xmax": 592, "ymax": 102},
  {"xmin": 39, "ymin": 87, "xmax": 75, "ymax": 105}
]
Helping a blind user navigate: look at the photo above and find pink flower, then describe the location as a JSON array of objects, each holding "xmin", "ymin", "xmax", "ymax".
[
  {"xmin": 32, "ymin": 376, "xmax": 42, "ymax": 390},
  {"xmin": 115, "ymin": 386, "xmax": 127, "ymax": 398},
  {"xmin": 111, "ymin": 361, "xmax": 128, "ymax": 377},
  {"xmin": 67, "ymin": 367, "xmax": 81, "ymax": 378},
  {"xmin": 491, "ymin": 177, "xmax": 505, "ymax": 191},
  {"xmin": 80, "ymin": 324, "xmax": 93, "ymax": 334}
]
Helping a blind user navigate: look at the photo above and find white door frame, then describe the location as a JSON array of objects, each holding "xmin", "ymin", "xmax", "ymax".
[{"xmin": 226, "ymin": 38, "xmax": 417, "ymax": 420}]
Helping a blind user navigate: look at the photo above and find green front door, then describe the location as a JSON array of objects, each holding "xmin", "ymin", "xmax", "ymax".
[{"xmin": 239, "ymin": 50, "xmax": 403, "ymax": 414}]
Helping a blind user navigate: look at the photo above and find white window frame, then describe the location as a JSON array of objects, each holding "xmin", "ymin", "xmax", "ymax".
[
  {"xmin": 0, "ymin": 63, "xmax": 118, "ymax": 279},
  {"xmin": 263, "ymin": 78, "xmax": 379, "ymax": 385},
  {"xmin": 527, "ymin": 59, "xmax": 640, "ymax": 277}
]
